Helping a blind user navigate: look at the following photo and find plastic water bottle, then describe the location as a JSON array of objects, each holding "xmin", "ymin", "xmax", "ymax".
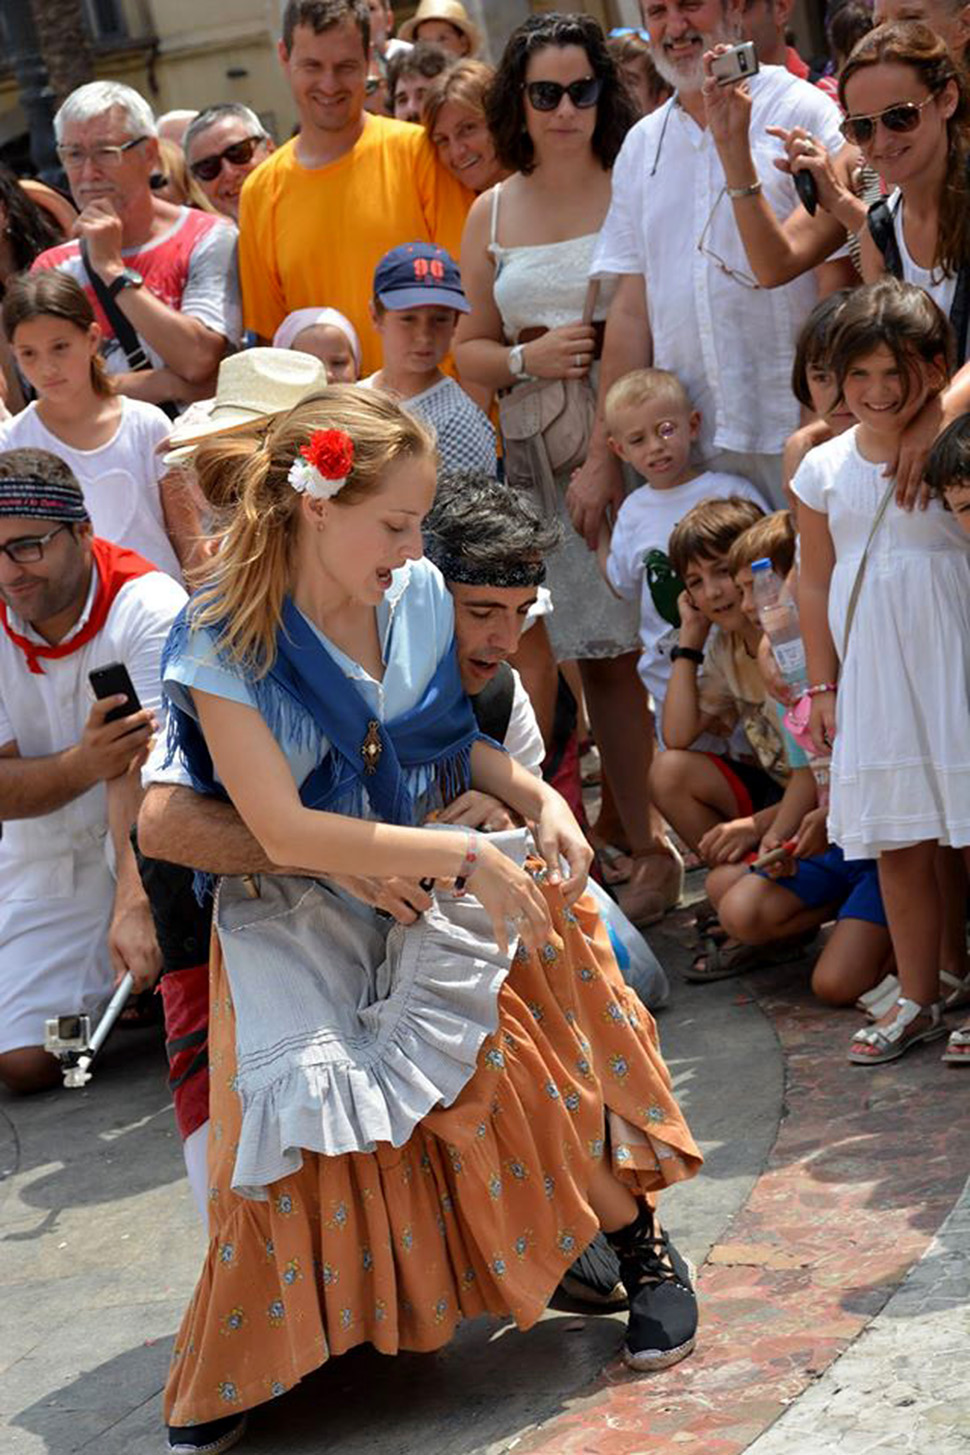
[
  {"xmin": 751, "ymin": 558, "xmax": 807, "ymax": 692},
  {"xmin": 751, "ymin": 559, "xmax": 831, "ymax": 807}
]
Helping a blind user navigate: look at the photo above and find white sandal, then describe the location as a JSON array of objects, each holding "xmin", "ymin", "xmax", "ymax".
[
  {"xmin": 941, "ymin": 969, "xmax": 970, "ymax": 1013},
  {"xmin": 942, "ymin": 1024, "xmax": 970, "ymax": 1066},
  {"xmin": 848, "ymin": 997, "xmax": 947, "ymax": 1066},
  {"xmin": 855, "ymin": 973, "xmax": 900, "ymax": 1021}
]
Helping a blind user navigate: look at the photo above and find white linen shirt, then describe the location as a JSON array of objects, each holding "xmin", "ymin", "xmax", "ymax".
[
  {"xmin": 591, "ymin": 65, "xmax": 845, "ymax": 458},
  {"xmin": 0, "ymin": 563, "xmax": 187, "ymax": 892}
]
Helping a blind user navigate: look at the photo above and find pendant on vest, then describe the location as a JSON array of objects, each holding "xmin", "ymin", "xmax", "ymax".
[{"xmin": 361, "ymin": 720, "xmax": 383, "ymax": 775}]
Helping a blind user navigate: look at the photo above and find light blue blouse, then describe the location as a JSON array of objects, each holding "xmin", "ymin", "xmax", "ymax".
[{"xmin": 163, "ymin": 557, "xmax": 456, "ymax": 792}]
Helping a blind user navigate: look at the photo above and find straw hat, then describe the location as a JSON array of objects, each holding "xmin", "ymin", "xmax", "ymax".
[
  {"xmin": 162, "ymin": 348, "xmax": 329, "ymax": 465},
  {"xmin": 399, "ymin": 0, "xmax": 481, "ymax": 53}
]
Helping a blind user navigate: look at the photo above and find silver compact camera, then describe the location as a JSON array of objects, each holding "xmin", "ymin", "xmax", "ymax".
[
  {"xmin": 710, "ymin": 41, "xmax": 759, "ymax": 86},
  {"xmin": 43, "ymin": 974, "xmax": 133, "ymax": 1088}
]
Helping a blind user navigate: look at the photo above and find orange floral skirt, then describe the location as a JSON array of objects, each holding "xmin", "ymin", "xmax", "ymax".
[{"xmin": 165, "ymin": 887, "xmax": 701, "ymax": 1425}]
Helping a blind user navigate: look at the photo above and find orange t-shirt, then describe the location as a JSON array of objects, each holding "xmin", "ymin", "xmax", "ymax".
[{"xmin": 238, "ymin": 114, "xmax": 473, "ymax": 377}]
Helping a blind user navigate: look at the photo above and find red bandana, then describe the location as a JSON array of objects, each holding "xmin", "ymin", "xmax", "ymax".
[{"xmin": 0, "ymin": 536, "xmax": 158, "ymax": 675}]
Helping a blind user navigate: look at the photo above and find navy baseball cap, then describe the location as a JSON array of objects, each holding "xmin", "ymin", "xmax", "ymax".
[{"xmin": 373, "ymin": 242, "xmax": 470, "ymax": 313}]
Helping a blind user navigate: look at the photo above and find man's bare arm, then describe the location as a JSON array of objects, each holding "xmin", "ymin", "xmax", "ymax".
[
  {"xmin": 138, "ymin": 782, "xmax": 281, "ymax": 875},
  {"xmin": 0, "ymin": 740, "xmax": 95, "ymax": 820}
]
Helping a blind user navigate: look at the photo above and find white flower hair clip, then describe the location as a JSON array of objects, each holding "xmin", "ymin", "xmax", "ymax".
[{"xmin": 287, "ymin": 428, "xmax": 355, "ymax": 499}]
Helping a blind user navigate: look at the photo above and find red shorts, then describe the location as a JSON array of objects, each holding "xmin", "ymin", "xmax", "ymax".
[
  {"xmin": 159, "ymin": 961, "xmax": 210, "ymax": 1140},
  {"xmin": 704, "ymin": 753, "xmax": 784, "ymax": 819}
]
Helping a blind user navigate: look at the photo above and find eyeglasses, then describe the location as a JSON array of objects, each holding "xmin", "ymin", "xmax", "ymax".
[
  {"xmin": 188, "ymin": 135, "xmax": 265, "ymax": 182},
  {"xmin": 0, "ymin": 523, "xmax": 70, "ymax": 565},
  {"xmin": 56, "ymin": 136, "xmax": 147, "ymax": 170},
  {"xmin": 697, "ymin": 187, "xmax": 761, "ymax": 290},
  {"xmin": 839, "ymin": 95, "xmax": 936, "ymax": 147},
  {"xmin": 522, "ymin": 76, "xmax": 604, "ymax": 112}
]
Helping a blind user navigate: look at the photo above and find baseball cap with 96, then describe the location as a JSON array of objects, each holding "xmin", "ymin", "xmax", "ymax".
[{"xmin": 373, "ymin": 242, "xmax": 470, "ymax": 313}]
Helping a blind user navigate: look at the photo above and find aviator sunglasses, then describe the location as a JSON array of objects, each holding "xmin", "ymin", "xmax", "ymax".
[
  {"xmin": 189, "ymin": 135, "xmax": 264, "ymax": 183},
  {"xmin": 522, "ymin": 76, "xmax": 604, "ymax": 111},
  {"xmin": 839, "ymin": 94, "xmax": 936, "ymax": 147}
]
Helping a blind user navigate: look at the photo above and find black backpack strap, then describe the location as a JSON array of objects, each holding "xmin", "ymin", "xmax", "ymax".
[
  {"xmin": 80, "ymin": 240, "xmax": 151, "ymax": 372},
  {"xmin": 866, "ymin": 194, "xmax": 903, "ymax": 278},
  {"xmin": 471, "ymin": 661, "xmax": 516, "ymax": 745}
]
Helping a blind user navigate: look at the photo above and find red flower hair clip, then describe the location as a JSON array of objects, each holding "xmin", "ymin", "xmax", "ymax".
[{"xmin": 288, "ymin": 428, "xmax": 355, "ymax": 499}]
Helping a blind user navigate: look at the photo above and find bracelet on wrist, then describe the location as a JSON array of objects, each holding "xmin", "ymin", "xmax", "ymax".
[
  {"xmin": 726, "ymin": 180, "xmax": 762, "ymax": 199},
  {"xmin": 805, "ymin": 682, "xmax": 837, "ymax": 698},
  {"xmin": 453, "ymin": 830, "xmax": 482, "ymax": 897}
]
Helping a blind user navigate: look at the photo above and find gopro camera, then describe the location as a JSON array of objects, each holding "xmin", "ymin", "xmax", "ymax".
[
  {"xmin": 44, "ymin": 1013, "xmax": 91, "ymax": 1054},
  {"xmin": 710, "ymin": 41, "xmax": 759, "ymax": 86}
]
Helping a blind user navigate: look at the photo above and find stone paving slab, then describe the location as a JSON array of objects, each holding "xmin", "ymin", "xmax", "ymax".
[
  {"xmin": 520, "ymin": 937, "xmax": 970, "ymax": 1455},
  {"xmin": 744, "ymin": 1171, "xmax": 970, "ymax": 1455}
]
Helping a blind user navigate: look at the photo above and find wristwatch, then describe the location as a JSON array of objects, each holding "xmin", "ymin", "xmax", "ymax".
[
  {"xmin": 106, "ymin": 267, "xmax": 144, "ymax": 300},
  {"xmin": 670, "ymin": 645, "xmax": 705, "ymax": 666},
  {"xmin": 508, "ymin": 343, "xmax": 531, "ymax": 381}
]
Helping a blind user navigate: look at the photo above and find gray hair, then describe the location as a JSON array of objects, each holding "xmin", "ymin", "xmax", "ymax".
[
  {"xmin": 54, "ymin": 81, "xmax": 157, "ymax": 142},
  {"xmin": 184, "ymin": 103, "xmax": 268, "ymax": 156}
]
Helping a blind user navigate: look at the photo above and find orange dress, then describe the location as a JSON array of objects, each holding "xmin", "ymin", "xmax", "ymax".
[{"xmin": 165, "ymin": 883, "xmax": 701, "ymax": 1425}]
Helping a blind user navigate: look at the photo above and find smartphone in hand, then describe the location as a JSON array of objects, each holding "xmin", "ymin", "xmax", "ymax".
[{"xmin": 88, "ymin": 662, "xmax": 143, "ymax": 726}]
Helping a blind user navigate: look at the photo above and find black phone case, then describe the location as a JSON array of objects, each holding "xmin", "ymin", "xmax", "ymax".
[{"xmin": 88, "ymin": 662, "xmax": 142, "ymax": 725}]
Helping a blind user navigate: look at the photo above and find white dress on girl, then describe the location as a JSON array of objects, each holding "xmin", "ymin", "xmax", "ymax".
[{"xmin": 792, "ymin": 426, "xmax": 970, "ymax": 858}]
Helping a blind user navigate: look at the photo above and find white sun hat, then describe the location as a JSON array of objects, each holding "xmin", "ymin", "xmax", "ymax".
[{"xmin": 161, "ymin": 348, "xmax": 329, "ymax": 465}]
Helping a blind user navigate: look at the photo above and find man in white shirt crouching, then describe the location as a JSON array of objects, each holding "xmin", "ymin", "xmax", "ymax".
[{"xmin": 0, "ymin": 448, "xmax": 186, "ymax": 1092}]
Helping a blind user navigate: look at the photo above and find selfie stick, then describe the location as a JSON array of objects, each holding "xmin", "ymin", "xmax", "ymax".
[{"xmin": 61, "ymin": 973, "xmax": 135, "ymax": 1089}]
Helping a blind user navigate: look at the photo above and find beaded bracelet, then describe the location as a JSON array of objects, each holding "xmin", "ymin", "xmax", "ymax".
[
  {"xmin": 453, "ymin": 830, "xmax": 482, "ymax": 897},
  {"xmin": 805, "ymin": 682, "xmax": 838, "ymax": 698}
]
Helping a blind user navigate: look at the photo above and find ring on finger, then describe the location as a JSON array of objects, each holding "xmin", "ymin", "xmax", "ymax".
[{"xmin": 574, "ymin": 353, "xmax": 583, "ymax": 368}]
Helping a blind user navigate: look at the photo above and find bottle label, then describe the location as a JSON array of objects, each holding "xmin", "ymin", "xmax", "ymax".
[{"xmin": 773, "ymin": 638, "xmax": 806, "ymax": 684}]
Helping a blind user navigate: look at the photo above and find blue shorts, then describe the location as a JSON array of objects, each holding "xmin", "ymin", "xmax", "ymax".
[{"xmin": 756, "ymin": 845, "xmax": 887, "ymax": 927}]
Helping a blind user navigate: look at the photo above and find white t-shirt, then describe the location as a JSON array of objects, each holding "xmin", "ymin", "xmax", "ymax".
[
  {"xmin": 0, "ymin": 398, "xmax": 182, "ymax": 580},
  {"xmin": 591, "ymin": 66, "xmax": 845, "ymax": 459},
  {"xmin": 607, "ymin": 470, "xmax": 767, "ymax": 703},
  {"xmin": 0, "ymin": 564, "xmax": 187, "ymax": 878}
]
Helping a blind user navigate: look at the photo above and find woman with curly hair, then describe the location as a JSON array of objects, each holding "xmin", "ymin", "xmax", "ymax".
[{"xmin": 455, "ymin": 13, "xmax": 680, "ymax": 927}]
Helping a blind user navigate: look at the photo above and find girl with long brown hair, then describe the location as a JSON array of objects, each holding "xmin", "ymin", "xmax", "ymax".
[{"xmin": 0, "ymin": 270, "xmax": 201, "ymax": 578}]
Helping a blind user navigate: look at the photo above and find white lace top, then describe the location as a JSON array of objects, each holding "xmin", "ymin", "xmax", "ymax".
[{"xmin": 487, "ymin": 183, "xmax": 614, "ymax": 340}]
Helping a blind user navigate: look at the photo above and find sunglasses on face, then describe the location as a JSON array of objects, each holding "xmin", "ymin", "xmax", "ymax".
[
  {"xmin": 189, "ymin": 135, "xmax": 264, "ymax": 183},
  {"xmin": 522, "ymin": 76, "xmax": 603, "ymax": 112},
  {"xmin": 839, "ymin": 94, "xmax": 936, "ymax": 147}
]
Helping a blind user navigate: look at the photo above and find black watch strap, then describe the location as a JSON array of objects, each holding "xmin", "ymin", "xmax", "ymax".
[{"xmin": 670, "ymin": 645, "xmax": 705, "ymax": 666}]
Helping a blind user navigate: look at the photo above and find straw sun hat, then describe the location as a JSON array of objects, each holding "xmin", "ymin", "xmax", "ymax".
[
  {"xmin": 399, "ymin": 0, "xmax": 481, "ymax": 53},
  {"xmin": 162, "ymin": 348, "xmax": 329, "ymax": 465}
]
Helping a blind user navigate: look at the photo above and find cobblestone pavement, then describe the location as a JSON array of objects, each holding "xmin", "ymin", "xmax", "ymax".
[{"xmin": 2, "ymin": 882, "xmax": 968, "ymax": 1455}]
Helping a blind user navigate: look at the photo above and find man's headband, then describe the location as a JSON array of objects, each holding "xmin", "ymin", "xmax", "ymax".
[
  {"xmin": 428, "ymin": 545, "xmax": 546, "ymax": 590},
  {"xmin": 0, "ymin": 477, "xmax": 90, "ymax": 523}
]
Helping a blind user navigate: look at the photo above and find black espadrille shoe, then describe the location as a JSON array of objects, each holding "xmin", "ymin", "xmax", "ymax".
[
  {"xmin": 605, "ymin": 1204, "xmax": 697, "ymax": 1371},
  {"xmin": 167, "ymin": 1413, "xmax": 247, "ymax": 1454}
]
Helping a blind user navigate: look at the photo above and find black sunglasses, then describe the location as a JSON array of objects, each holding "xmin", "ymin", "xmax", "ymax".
[
  {"xmin": 189, "ymin": 135, "xmax": 264, "ymax": 183},
  {"xmin": 839, "ymin": 95, "xmax": 935, "ymax": 147},
  {"xmin": 522, "ymin": 76, "xmax": 603, "ymax": 112}
]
